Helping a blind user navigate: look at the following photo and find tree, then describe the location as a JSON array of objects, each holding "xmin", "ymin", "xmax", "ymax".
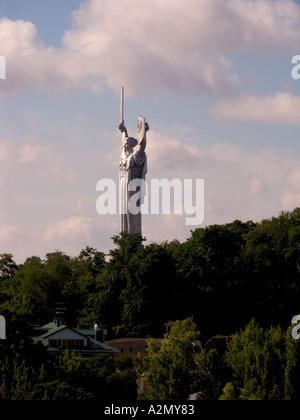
[
  {"xmin": 88, "ymin": 259, "xmax": 127, "ymax": 336},
  {"xmin": 195, "ymin": 349, "xmax": 230, "ymax": 400},
  {"xmin": 242, "ymin": 209, "xmax": 300, "ymax": 329},
  {"xmin": 121, "ymin": 243, "xmax": 179, "ymax": 337},
  {"xmin": 76, "ymin": 355, "xmax": 138, "ymax": 400},
  {"xmin": 179, "ymin": 221, "xmax": 257, "ymax": 339},
  {"xmin": 141, "ymin": 318, "xmax": 200, "ymax": 400},
  {"xmin": 0, "ymin": 254, "xmax": 17, "ymax": 282},
  {"xmin": 30, "ymin": 380, "xmax": 95, "ymax": 400},
  {"xmin": 225, "ymin": 320, "xmax": 286, "ymax": 400},
  {"xmin": 0, "ymin": 256, "xmax": 54, "ymax": 323},
  {"xmin": 77, "ymin": 246, "xmax": 105, "ymax": 276},
  {"xmin": 110, "ymin": 232, "xmax": 146, "ymax": 264},
  {"xmin": 0, "ymin": 248, "xmax": 105, "ymax": 326},
  {"xmin": 88, "ymin": 238, "xmax": 182, "ymax": 338},
  {"xmin": 218, "ymin": 382, "xmax": 239, "ymax": 400},
  {"xmin": 285, "ymin": 323, "xmax": 300, "ymax": 400}
]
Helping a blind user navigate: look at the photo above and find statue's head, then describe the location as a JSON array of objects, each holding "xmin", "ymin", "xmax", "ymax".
[{"xmin": 123, "ymin": 137, "xmax": 138, "ymax": 155}]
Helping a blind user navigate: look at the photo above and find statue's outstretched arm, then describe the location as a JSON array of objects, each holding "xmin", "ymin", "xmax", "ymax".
[{"xmin": 137, "ymin": 123, "xmax": 149, "ymax": 155}]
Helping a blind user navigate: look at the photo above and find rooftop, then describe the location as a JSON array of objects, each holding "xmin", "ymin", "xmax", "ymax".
[{"xmin": 31, "ymin": 320, "xmax": 118, "ymax": 357}]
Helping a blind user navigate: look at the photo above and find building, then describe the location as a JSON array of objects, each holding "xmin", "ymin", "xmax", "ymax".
[
  {"xmin": 32, "ymin": 319, "xmax": 119, "ymax": 358},
  {"xmin": 105, "ymin": 338, "xmax": 164, "ymax": 357},
  {"xmin": 204, "ymin": 335, "xmax": 233, "ymax": 353}
]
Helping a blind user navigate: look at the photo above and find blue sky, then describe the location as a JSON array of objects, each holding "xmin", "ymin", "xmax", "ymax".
[
  {"xmin": 1, "ymin": 0, "xmax": 81, "ymax": 47},
  {"xmin": 1, "ymin": 0, "xmax": 300, "ymax": 263}
]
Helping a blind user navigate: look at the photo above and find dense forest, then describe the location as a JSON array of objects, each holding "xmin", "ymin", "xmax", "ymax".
[{"xmin": 1, "ymin": 208, "xmax": 300, "ymax": 400}]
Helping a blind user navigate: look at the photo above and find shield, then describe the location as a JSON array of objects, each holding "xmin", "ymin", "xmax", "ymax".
[{"xmin": 137, "ymin": 116, "xmax": 146, "ymax": 144}]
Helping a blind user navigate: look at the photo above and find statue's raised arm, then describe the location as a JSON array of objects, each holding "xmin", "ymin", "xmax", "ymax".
[
  {"xmin": 119, "ymin": 121, "xmax": 128, "ymax": 141},
  {"xmin": 136, "ymin": 117, "xmax": 149, "ymax": 155}
]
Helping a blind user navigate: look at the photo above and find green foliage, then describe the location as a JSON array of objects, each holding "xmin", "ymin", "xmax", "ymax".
[
  {"xmin": 121, "ymin": 243, "xmax": 179, "ymax": 337},
  {"xmin": 30, "ymin": 380, "xmax": 95, "ymax": 400},
  {"xmin": 88, "ymin": 236, "xmax": 180, "ymax": 337},
  {"xmin": 59, "ymin": 349, "xmax": 85, "ymax": 374},
  {"xmin": 174, "ymin": 220, "xmax": 258, "ymax": 338},
  {"xmin": 0, "ymin": 254, "xmax": 17, "ymax": 282},
  {"xmin": 2, "ymin": 210, "xmax": 300, "ymax": 341},
  {"xmin": 0, "ymin": 248, "xmax": 102, "ymax": 325},
  {"xmin": 195, "ymin": 349, "xmax": 230, "ymax": 400},
  {"xmin": 242, "ymin": 210, "xmax": 300, "ymax": 328},
  {"xmin": 1, "ymin": 210, "xmax": 300, "ymax": 399},
  {"xmin": 0, "ymin": 343, "xmax": 138, "ymax": 400},
  {"xmin": 225, "ymin": 320, "xmax": 286, "ymax": 400},
  {"xmin": 110, "ymin": 232, "xmax": 146, "ymax": 263},
  {"xmin": 141, "ymin": 318, "xmax": 200, "ymax": 400},
  {"xmin": 218, "ymin": 382, "xmax": 240, "ymax": 400},
  {"xmin": 285, "ymin": 324, "xmax": 300, "ymax": 400}
]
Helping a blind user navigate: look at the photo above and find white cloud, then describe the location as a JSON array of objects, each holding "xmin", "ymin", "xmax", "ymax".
[
  {"xmin": 2, "ymin": 0, "xmax": 300, "ymax": 95},
  {"xmin": 280, "ymin": 190, "xmax": 300, "ymax": 210},
  {"xmin": 0, "ymin": 224, "xmax": 21, "ymax": 246},
  {"xmin": 60, "ymin": 0, "xmax": 300, "ymax": 95},
  {"xmin": 211, "ymin": 92, "xmax": 300, "ymax": 125},
  {"xmin": 0, "ymin": 18, "xmax": 62, "ymax": 94},
  {"xmin": 146, "ymin": 131, "xmax": 205, "ymax": 173},
  {"xmin": 287, "ymin": 168, "xmax": 300, "ymax": 189},
  {"xmin": 226, "ymin": 0, "xmax": 300, "ymax": 51},
  {"xmin": 44, "ymin": 216, "xmax": 93, "ymax": 242},
  {"xmin": 0, "ymin": 217, "xmax": 95, "ymax": 263},
  {"xmin": 248, "ymin": 177, "xmax": 266, "ymax": 195},
  {"xmin": 0, "ymin": 139, "xmax": 50, "ymax": 194},
  {"xmin": 0, "ymin": 137, "xmax": 79, "ymax": 193},
  {"xmin": 0, "ymin": 139, "xmax": 49, "ymax": 163},
  {"xmin": 280, "ymin": 168, "xmax": 300, "ymax": 209},
  {"xmin": 0, "ymin": 224, "xmax": 30, "ymax": 258}
]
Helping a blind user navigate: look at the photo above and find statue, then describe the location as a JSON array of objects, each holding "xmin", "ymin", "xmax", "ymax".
[{"xmin": 118, "ymin": 88, "xmax": 149, "ymax": 236}]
